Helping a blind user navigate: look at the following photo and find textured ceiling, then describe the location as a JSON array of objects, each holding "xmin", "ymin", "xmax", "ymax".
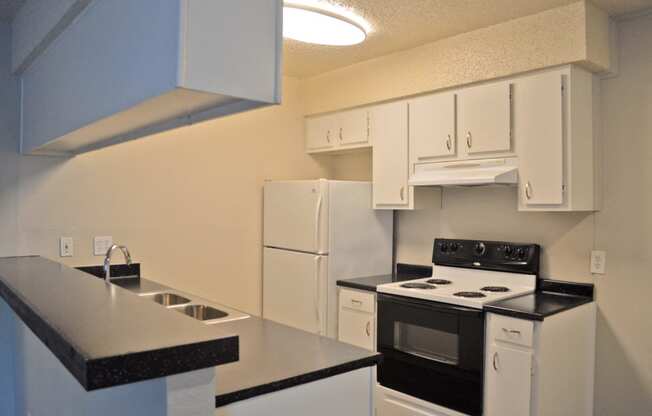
[
  {"xmin": 284, "ymin": 0, "xmax": 652, "ymax": 78},
  {"xmin": 0, "ymin": 0, "xmax": 24, "ymax": 21}
]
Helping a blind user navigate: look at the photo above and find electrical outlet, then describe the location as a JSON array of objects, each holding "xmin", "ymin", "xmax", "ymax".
[
  {"xmin": 94, "ymin": 236, "xmax": 113, "ymax": 256},
  {"xmin": 59, "ymin": 237, "xmax": 74, "ymax": 257},
  {"xmin": 590, "ymin": 250, "xmax": 606, "ymax": 274}
]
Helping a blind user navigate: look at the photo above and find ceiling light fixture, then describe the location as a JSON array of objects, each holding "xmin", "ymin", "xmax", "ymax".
[{"xmin": 283, "ymin": 1, "xmax": 368, "ymax": 46}]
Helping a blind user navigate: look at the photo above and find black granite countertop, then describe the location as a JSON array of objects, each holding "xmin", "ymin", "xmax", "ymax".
[
  {"xmin": 337, "ymin": 263, "xmax": 432, "ymax": 292},
  {"xmin": 0, "ymin": 256, "xmax": 239, "ymax": 391},
  {"xmin": 72, "ymin": 272, "xmax": 382, "ymax": 408},
  {"xmin": 212, "ymin": 315, "xmax": 381, "ymax": 408},
  {"xmin": 484, "ymin": 279, "xmax": 594, "ymax": 321}
]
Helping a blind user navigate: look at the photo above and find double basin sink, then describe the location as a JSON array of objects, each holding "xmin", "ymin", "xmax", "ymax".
[{"xmin": 113, "ymin": 279, "xmax": 248, "ymax": 325}]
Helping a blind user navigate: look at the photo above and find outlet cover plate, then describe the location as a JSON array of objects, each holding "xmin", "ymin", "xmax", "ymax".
[
  {"xmin": 59, "ymin": 237, "xmax": 73, "ymax": 257},
  {"xmin": 94, "ymin": 236, "xmax": 113, "ymax": 256},
  {"xmin": 590, "ymin": 250, "xmax": 606, "ymax": 274}
]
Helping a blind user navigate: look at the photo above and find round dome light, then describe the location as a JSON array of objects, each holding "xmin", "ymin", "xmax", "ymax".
[{"xmin": 283, "ymin": 5, "xmax": 367, "ymax": 46}]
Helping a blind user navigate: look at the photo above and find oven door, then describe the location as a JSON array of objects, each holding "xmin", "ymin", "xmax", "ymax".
[{"xmin": 377, "ymin": 294, "xmax": 484, "ymax": 416}]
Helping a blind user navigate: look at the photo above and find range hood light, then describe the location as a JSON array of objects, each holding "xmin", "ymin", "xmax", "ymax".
[{"xmin": 283, "ymin": 5, "xmax": 367, "ymax": 46}]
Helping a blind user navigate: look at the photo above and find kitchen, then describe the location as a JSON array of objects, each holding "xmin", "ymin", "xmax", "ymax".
[{"xmin": 0, "ymin": 0, "xmax": 651, "ymax": 415}]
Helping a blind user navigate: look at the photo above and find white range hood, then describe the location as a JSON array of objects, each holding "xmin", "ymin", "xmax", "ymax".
[{"xmin": 409, "ymin": 158, "xmax": 518, "ymax": 186}]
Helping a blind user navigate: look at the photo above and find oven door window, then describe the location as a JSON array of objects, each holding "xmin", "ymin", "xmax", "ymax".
[
  {"xmin": 393, "ymin": 321, "xmax": 459, "ymax": 365},
  {"xmin": 378, "ymin": 295, "xmax": 461, "ymax": 366}
]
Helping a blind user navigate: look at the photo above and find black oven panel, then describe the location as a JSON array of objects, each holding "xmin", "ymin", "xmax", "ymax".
[
  {"xmin": 433, "ymin": 238, "xmax": 540, "ymax": 275},
  {"xmin": 377, "ymin": 294, "xmax": 484, "ymax": 416}
]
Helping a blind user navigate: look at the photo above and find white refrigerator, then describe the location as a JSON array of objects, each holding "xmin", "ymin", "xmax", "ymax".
[{"xmin": 263, "ymin": 179, "xmax": 393, "ymax": 338}]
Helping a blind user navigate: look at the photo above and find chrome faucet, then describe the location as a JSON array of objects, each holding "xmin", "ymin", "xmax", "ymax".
[{"xmin": 104, "ymin": 245, "xmax": 132, "ymax": 283}]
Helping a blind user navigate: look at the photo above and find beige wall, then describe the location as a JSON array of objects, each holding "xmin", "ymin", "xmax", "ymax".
[
  {"xmin": 327, "ymin": 12, "xmax": 652, "ymax": 415},
  {"xmin": 592, "ymin": 12, "xmax": 652, "ymax": 414},
  {"xmin": 0, "ymin": 72, "xmax": 330, "ymax": 316},
  {"xmin": 301, "ymin": 1, "xmax": 610, "ymax": 116}
]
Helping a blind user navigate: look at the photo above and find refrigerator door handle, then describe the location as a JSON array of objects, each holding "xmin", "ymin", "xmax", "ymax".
[
  {"xmin": 314, "ymin": 255, "xmax": 322, "ymax": 335},
  {"xmin": 314, "ymin": 193, "xmax": 323, "ymax": 253}
]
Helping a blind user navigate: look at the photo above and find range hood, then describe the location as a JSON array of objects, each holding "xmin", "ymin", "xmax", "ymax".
[{"xmin": 409, "ymin": 158, "xmax": 518, "ymax": 186}]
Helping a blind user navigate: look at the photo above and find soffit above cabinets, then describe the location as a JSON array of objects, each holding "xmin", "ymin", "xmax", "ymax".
[{"xmin": 283, "ymin": 0, "xmax": 652, "ymax": 78}]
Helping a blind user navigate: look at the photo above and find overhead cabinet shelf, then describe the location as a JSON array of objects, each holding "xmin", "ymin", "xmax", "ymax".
[{"xmin": 19, "ymin": 0, "xmax": 282, "ymax": 155}]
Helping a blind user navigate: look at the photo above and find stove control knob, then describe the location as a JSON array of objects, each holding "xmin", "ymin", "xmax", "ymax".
[
  {"xmin": 474, "ymin": 242, "xmax": 486, "ymax": 256},
  {"xmin": 504, "ymin": 245, "xmax": 513, "ymax": 258},
  {"xmin": 450, "ymin": 242, "xmax": 459, "ymax": 253},
  {"xmin": 440, "ymin": 242, "xmax": 449, "ymax": 253},
  {"xmin": 516, "ymin": 248, "xmax": 526, "ymax": 259}
]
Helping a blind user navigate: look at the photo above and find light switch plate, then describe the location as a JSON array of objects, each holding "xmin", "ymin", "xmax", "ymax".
[
  {"xmin": 590, "ymin": 250, "xmax": 606, "ymax": 274},
  {"xmin": 94, "ymin": 236, "xmax": 113, "ymax": 256},
  {"xmin": 59, "ymin": 237, "xmax": 73, "ymax": 257}
]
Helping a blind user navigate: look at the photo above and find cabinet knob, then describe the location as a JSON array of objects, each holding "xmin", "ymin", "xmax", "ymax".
[
  {"xmin": 466, "ymin": 132, "xmax": 472, "ymax": 148},
  {"xmin": 365, "ymin": 321, "xmax": 371, "ymax": 337},
  {"xmin": 446, "ymin": 134, "xmax": 452, "ymax": 151},
  {"xmin": 525, "ymin": 181, "xmax": 533, "ymax": 200}
]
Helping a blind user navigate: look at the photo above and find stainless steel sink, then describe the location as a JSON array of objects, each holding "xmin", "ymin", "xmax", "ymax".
[
  {"xmin": 175, "ymin": 305, "xmax": 228, "ymax": 321},
  {"xmin": 150, "ymin": 293, "xmax": 191, "ymax": 307}
]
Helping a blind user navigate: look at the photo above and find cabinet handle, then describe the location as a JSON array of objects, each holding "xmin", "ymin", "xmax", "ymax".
[
  {"xmin": 446, "ymin": 134, "xmax": 452, "ymax": 151},
  {"xmin": 466, "ymin": 132, "xmax": 472, "ymax": 148},
  {"xmin": 351, "ymin": 299, "xmax": 362, "ymax": 306},
  {"xmin": 339, "ymin": 128, "xmax": 343, "ymax": 141},
  {"xmin": 400, "ymin": 187, "xmax": 405, "ymax": 201},
  {"xmin": 326, "ymin": 130, "xmax": 331, "ymax": 143},
  {"xmin": 493, "ymin": 352, "xmax": 499, "ymax": 371},
  {"xmin": 365, "ymin": 321, "xmax": 371, "ymax": 337},
  {"xmin": 525, "ymin": 181, "xmax": 533, "ymax": 200},
  {"xmin": 503, "ymin": 327, "xmax": 521, "ymax": 335}
]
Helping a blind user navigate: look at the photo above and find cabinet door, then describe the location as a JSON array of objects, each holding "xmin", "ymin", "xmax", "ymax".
[
  {"xmin": 338, "ymin": 307, "xmax": 374, "ymax": 351},
  {"xmin": 516, "ymin": 72, "xmax": 564, "ymax": 206},
  {"xmin": 458, "ymin": 81, "xmax": 512, "ymax": 156},
  {"xmin": 485, "ymin": 344, "xmax": 533, "ymax": 416},
  {"xmin": 372, "ymin": 101, "xmax": 411, "ymax": 209},
  {"xmin": 338, "ymin": 108, "xmax": 370, "ymax": 146},
  {"xmin": 409, "ymin": 92, "xmax": 456, "ymax": 162},
  {"xmin": 306, "ymin": 115, "xmax": 336, "ymax": 151}
]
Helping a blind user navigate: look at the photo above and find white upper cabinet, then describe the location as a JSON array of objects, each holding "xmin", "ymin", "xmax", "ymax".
[
  {"xmin": 338, "ymin": 108, "xmax": 370, "ymax": 146},
  {"xmin": 19, "ymin": 0, "xmax": 282, "ymax": 155},
  {"xmin": 306, "ymin": 114, "xmax": 337, "ymax": 151},
  {"xmin": 372, "ymin": 101, "xmax": 413, "ymax": 209},
  {"xmin": 306, "ymin": 107, "xmax": 370, "ymax": 154},
  {"xmin": 515, "ymin": 66, "xmax": 598, "ymax": 211},
  {"xmin": 458, "ymin": 81, "xmax": 513, "ymax": 157},
  {"xmin": 409, "ymin": 91, "xmax": 456, "ymax": 163},
  {"xmin": 514, "ymin": 71, "xmax": 564, "ymax": 206}
]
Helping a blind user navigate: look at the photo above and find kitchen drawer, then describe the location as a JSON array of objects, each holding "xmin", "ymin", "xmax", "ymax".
[
  {"xmin": 489, "ymin": 314, "xmax": 534, "ymax": 348},
  {"xmin": 339, "ymin": 288, "xmax": 375, "ymax": 314}
]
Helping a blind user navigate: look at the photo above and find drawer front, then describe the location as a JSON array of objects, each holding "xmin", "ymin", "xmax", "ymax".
[
  {"xmin": 489, "ymin": 314, "xmax": 534, "ymax": 348},
  {"xmin": 340, "ymin": 289, "xmax": 375, "ymax": 314}
]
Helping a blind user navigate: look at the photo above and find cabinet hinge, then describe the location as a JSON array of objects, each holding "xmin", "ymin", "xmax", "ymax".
[
  {"xmin": 531, "ymin": 360, "xmax": 536, "ymax": 377},
  {"xmin": 366, "ymin": 115, "xmax": 370, "ymax": 138}
]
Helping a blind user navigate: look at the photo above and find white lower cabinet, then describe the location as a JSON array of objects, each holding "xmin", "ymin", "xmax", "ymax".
[
  {"xmin": 338, "ymin": 288, "xmax": 375, "ymax": 351},
  {"xmin": 484, "ymin": 306, "xmax": 596, "ymax": 416},
  {"xmin": 484, "ymin": 344, "xmax": 533, "ymax": 416}
]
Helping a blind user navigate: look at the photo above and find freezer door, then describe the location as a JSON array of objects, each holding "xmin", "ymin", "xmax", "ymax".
[
  {"xmin": 263, "ymin": 248, "xmax": 328, "ymax": 335},
  {"xmin": 263, "ymin": 180, "xmax": 329, "ymax": 254}
]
